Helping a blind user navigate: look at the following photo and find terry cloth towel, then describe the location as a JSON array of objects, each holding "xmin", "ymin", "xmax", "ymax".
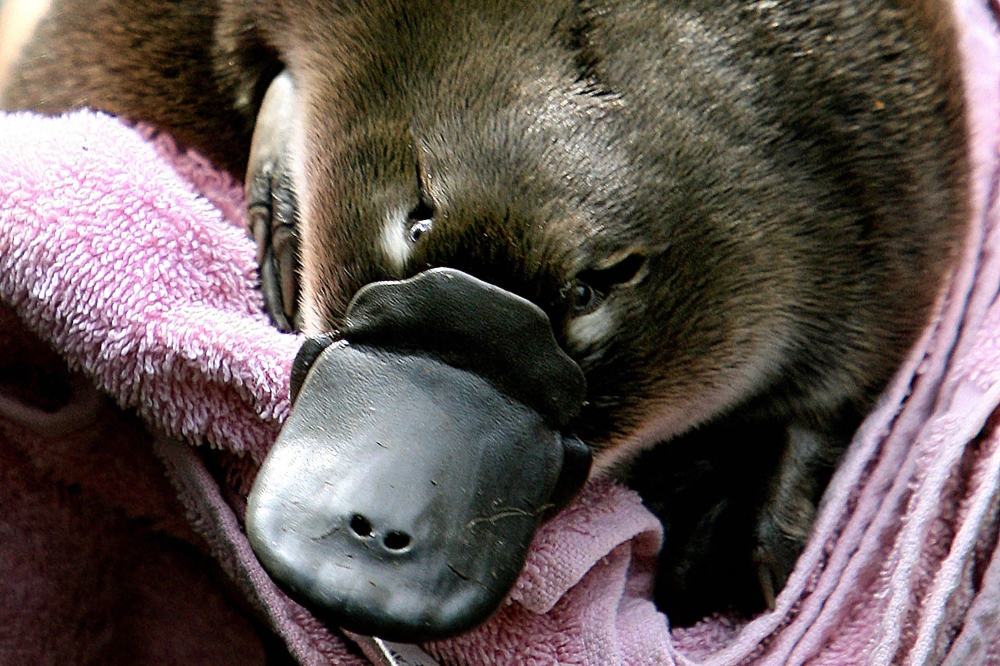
[{"xmin": 1, "ymin": 0, "xmax": 999, "ymax": 662}]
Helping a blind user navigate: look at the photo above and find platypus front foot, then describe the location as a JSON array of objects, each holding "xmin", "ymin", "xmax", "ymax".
[
  {"xmin": 246, "ymin": 70, "xmax": 300, "ymax": 331},
  {"xmin": 752, "ymin": 424, "xmax": 844, "ymax": 608}
]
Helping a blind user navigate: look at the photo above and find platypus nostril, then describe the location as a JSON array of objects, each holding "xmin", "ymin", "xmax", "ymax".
[
  {"xmin": 349, "ymin": 514, "xmax": 374, "ymax": 539},
  {"xmin": 383, "ymin": 530, "xmax": 412, "ymax": 552},
  {"xmin": 347, "ymin": 515, "xmax": 411, "ymax": 551}
]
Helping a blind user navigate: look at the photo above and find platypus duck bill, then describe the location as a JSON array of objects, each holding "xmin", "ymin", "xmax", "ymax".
[{"xmin": 245, "ymin": 267, "xmax": 591, "ymax": 642}]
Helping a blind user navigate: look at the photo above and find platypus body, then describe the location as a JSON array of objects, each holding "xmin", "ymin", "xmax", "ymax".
[{"xmin": 2, "ymin": 0, "xmax": 968, "ymax": 637}]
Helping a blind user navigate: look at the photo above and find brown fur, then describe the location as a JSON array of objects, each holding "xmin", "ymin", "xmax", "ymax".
[{"xmin": 1, "ymin": 0, "xmax": 969, "ymax": 623}]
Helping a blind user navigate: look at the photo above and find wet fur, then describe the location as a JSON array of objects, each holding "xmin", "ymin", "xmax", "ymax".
[{"xmin": 2, "ymin": 0, "xmax": 968, "ymax": 623}]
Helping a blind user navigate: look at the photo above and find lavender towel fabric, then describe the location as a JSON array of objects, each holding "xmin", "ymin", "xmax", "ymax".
[{"xmin": 1, "ymin": 0, "xmax": 999, "ymax": 663}]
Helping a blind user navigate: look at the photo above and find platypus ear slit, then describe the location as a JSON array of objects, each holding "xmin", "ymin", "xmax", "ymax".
[
  {"xmin": 407, "ymin": 199, "xmax": 435, "ymax": 223},
  {"xmin": 589, "ymin": 252, "xmax": 648, "ymax": 289}
]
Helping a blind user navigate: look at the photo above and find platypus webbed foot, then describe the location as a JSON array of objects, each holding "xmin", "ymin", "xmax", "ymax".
[
  {"xmin": 628, "ymin": 417, "xmax": 852, "ymax": 624},
  {"xmin": 752, "ymin": 510, "xmax": 808, "ymax": 610},
  {"xmin": 246, "ymin": 71, "xmax": 300, "ymax": 331},
  {"xmin": 752, "ymin": 425, "xmax": 846, "ymax": 608}
]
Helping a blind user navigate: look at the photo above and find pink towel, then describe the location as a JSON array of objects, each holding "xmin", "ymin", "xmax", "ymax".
[{"xmin": 1, "ymin": 0, "xmax": 998, "ymax": 662}]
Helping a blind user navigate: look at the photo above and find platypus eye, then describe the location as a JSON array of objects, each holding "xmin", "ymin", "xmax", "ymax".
[
  {"xmin": 567, "ymin": 252, "xmax": 647, "ymax": 316},
  {"xmin": 408, "ymin": 220, "xmax": 433, "ymax": 242},
  {"xmin": 407, "ymin": 200, "xmax": 435, "ymax": 242},
  {"xmin": 570, "ymin": 283, "xmax": 598, "ymax": 312}
]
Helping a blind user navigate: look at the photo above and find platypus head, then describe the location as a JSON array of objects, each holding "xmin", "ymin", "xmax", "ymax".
[{"xmin": 240, "ymin": 0, "xmax": 816, "ymax": 643}]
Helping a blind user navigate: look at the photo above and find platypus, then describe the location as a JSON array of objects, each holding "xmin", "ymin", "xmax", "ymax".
[{"xmin": 1, "ymin": 0, "xmax": 969, "ymax": 640}]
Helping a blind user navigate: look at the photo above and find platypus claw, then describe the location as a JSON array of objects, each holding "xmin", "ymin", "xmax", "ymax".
[{"xmin": 246, "ymin": 71, "xmax": 300, "ymax": 331}]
